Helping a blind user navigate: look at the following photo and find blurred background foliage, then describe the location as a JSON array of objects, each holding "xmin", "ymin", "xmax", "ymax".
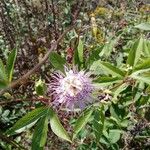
[{"xmin": 0, "ymin": 0, "xmax": 150, "ymax": 149}]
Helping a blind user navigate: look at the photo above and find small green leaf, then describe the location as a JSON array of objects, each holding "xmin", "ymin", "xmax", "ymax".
[
  {"xmin": 49, "ymin": 52, "xmax": 66, "ymax": 72},
  {"xmin": 73, "ymin": 37, "xmax": 84, "ymax": 68},
  {"xmin": 112, "ymin": 83, "xmax": 128, "ymax": 101},
  {"xmin": 90, "ymin": 60, "xmax": 125, "ymax": 77},
  {"xmin": 108, "ymin": 129, "xmax": 121, "ymax": 144},
  {"xmin": 0, "ymin": 59, "xmax": 7, "ymax": 83},
  {"xmin": 32, "ymin": 116, "xmax": 48, "ymax": 150},
  {"xmin": 143, "ymin": 39, "xmax": 150, "ymax": 56},
  {"xmin": 130, "ymin": 67, "xmax": 150, "ymax": 85},
  {"xmin": 93, "ymin": 108, "xmax": 105, "ymax": 141},
  {"xmin": 110, "ymin": 104, "xmax": 126, "ymax": 120},
  {"xmin": 6, "ymin": 49, "xmax": 17, "ymax": 82},
  {"xmin": 6, "ymin": 107, "xmax": 48, "ymax": 135},
  {"xmin": 99, "ymin": 35, "xmax": 121, "ymax": 58},
  {"xmin": 100, "ymin": 136, "xmax": 110, "ymax": 145},
  {"xmin": 131, "ymin": 74, "xmax": 150, "ymax": 85},
  {"xmin": 77, "ymin": 37, "xmax": 84, "ymax": 63},
  {"xmin": 73, "ymin": 108, "xmax": 93, "ymax": 140},
  {"xmin": 73, "ymin": 47, "xmax": 80, "ymax": 66},
  {"xmin": 135, "ymin": 23, "xmax": 150, "ymax": 31},
  {"xmin": 87, "ymin": 46, "xmax": 103, "ymax": 67},
  {"xmin": 49, "ymin": 109, "xmax": 71, "ymax": 142},
  {"xmin": 0, "ymin": 80, "xmax": 8, "ymax": 89},
  {"xmin": 35, "ymin": 79, "xmax": 46, "ymax": 96},
  {"xmin": 93, "ymin": 76, "xmax": 122, "ymax": 86},
  {"xmin": 133, "ymin": 58, "xmax": 150, "ymax": 71},
  {"xmin": 127, "ymin": 37, "xmax": 144, "ymax": 67}
]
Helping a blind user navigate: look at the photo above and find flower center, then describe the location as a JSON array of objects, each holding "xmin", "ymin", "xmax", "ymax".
[{"xmin": 61, "ymin": 75, "xmax": 83, "ymax": 97}]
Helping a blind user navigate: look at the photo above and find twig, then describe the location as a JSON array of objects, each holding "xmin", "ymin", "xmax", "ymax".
[
  {"xmin": 0, "ymin": 25, "xmax": 74, "ymax": 95},
  {"xmin": 0, "ymin": 97, "xmax": 49, "ymax": 106}
]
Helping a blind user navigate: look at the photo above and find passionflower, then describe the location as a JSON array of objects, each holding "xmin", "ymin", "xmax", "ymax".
[{"xmin": 48, "ymin": 68, "xmax": 93, "ymax": 109}]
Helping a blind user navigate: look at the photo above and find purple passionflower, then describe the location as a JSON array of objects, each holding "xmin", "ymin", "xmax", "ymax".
[{"xmin": 48, "ymin": 68, "xmax": 93, "ymax": 109}]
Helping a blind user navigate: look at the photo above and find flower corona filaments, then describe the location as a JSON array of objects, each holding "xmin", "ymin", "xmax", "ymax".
[{"xmin": 48, "ymin": 68, "xmax": 93, "ymax": 109}]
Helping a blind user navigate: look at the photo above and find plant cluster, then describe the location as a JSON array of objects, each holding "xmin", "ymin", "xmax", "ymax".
[{"xmin": 0, "ymin": 0, "xmax": 150, "ymax": 149}]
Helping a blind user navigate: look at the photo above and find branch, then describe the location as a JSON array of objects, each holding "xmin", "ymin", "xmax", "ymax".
[
  {"xmin": 0, "ymin": 97, "xmax": 49, "ymax": 106},
  {"xmin": 0, "ymin": 25, "xmax": 74, "ymax": 95}
]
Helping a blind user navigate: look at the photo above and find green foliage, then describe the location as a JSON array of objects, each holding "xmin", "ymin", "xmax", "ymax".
[
  {"xmin": 0, "ymin": 49, "xmax": 17, "ymax": 88},
  {"xmin": 0, "ymin": 59, "xmax": 8, "ymax": 87},
  {"xmin": 6, "ymin": 107, "xmax": 48, "ymax": 135},
  {"xmin": 73, "ymin": 108, "xmax": 93, "ymax": 140},
  {"xmin": 32, "ymin": 116, "xmax": 48, "ymax": 150},
  {"xmin": 0, "ymin": 1, "xmax": 150, "ymax": 149},
  {"xmin": 49, "ymin": 52, "xmax": 66, "ymax": 72},
  {"xmin": 90, "ymin": 60, "xmax": 125, "ymax": 77},
  {"xmin": 135, "ymin": 23, "xmax": 150, "ymax": 31},
  {"xmin": 49, "ymin": 109, "xmax": 71, "ymax": 143},
  {"xmin": 6, "ymin": 49, "xmax": 17, "ymax": 82},
  {"xmin": 35, "ymin": 79, "xmax": 46, "ymax": 96},
  {"xmin": 77, "ymin": 37, "xmax": 84, "ymax": 64},
  {"xmin": 127, "ymin": 37, "xmax": 144, "ymax": 67},
  {"xmin": 73, "ymin": 37, "xmax": 84, "ymax": 69}
]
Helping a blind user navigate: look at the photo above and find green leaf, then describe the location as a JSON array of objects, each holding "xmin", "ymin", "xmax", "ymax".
[
  {"xmin": 0, "ymin": 80, "xmax": 8, "ymax": 89},
  {"xmin": 100, "ymin": 136, "xmax": 110, "ymax": 145},
  {"xmin": 49, "ymin": 109, "xmax": 71, "ymax": 142},
  {"xmin": 35, "ymin": 79, "xmax": 46, "ymax": 96},
  {"xmin": 130, "ymin": 67, "xmax": 150, "ymax": 84},
  {"xmin": 93, "ymin": 120, "xmax": 103, "ymax": 141},
  {"xmin": 77, "ymin": 37, "xmax": 84, "ymax": 63},
  {"xmin": 90, "ymin": 60, "xmax": 125, "ymax": 77},
  {"xmin": 110, "ymin": 143, "xmax": 120, "ymax": 150},
  {"xmin": 94, "ymin": 76, "xmax": 121, "ymax": 84},
  {"xmin": 32, "ymin": 116, "xmax": 48, "ymax": 150},
  {"xmin": 6, "ymin": 49, "xmax": 17, "ymax": 82},
  {"xmin": 133, "ymin": 58, "xmax": 150, "ymax": 71},
  {"xmin": 93, "ymin": 108, "xmax": 105, "ymax": 141},
  {"xmin": 108, "ymin": 129, "xmax": 121, "ymax": 144},
  {"xmin": 110, "ymin": 104, "xmax": 126, "ymax": 120},
  {"xmin": 135, "ymin": 23, "xmax": 150, "ymax": 31},
  {"xmin": 120, "ymin": 119, "xmax": 129, "ymax": 128},
  {"xmin": 73, "ymin": 108, "xmax": 93, "ymax": 140},
  {"xmin": 73, "ymin": 37, "xmax": 84, "ymax": 68},
  {"xmin": 112, "ymin": 83, "xmax": 128, "ymax": 101},
  {"xmin": 127, "ymin": 37, "xmax": 144, "ymax": 67},
  {"xmin": 49, "ymin": 52, "xmax": 66, "ymax": 72},
  {"xmin": 99, "ymin": 35, "xmax": 121, "ymax": 58},
  {"xmin": 6, "ymin": 107, "xmax": 48, "ymax": 135},
  {"xmin": 73, "ymin": 47, "xmax": 80, "ymax": 67},
  {"xmin": 0, "ymin": 59, "xmax": 7, "ymax": 83},
  {"xmin": 87, "ymin": 46, "xmax": 103, "ymax": 67},
  {"xmin": 131, "ymin": 74, "xmax": 150, "ymax": 85},
  {"xmin": 143, "ymin": 39, "xmax": 150, "ymax": 56}
]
